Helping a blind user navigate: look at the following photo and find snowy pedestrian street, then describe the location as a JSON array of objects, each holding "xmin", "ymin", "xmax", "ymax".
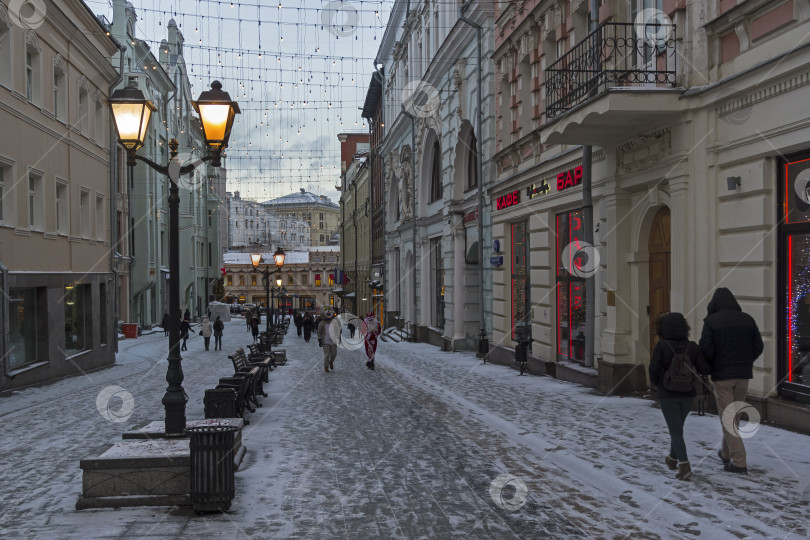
[{"xmin": 0, "ymin": 319, "xmax": 808, "ymax": 539}]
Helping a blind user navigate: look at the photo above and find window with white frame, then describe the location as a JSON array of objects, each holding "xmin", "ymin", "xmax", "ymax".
[
  {"xmin": 0, "ymin": 163, "xmax": 10, "ymax": 224},
  {"xmin": 95, "ymin": 194, "xmax": 104, "ymax": 240},
  {"xmin": 55, "ymin": 181, "xmax": 68, "ymax": 234},
  {"xmin": 53, "ymin": 57, "xmax": 66, "ymax": 121},
  {"xmin": 78, "ymin": 86, "xmax": 89, "ymax": 134},
  {"xmin": 0, "ymin": 23, "xmax": 11, "ymax": 88},
  {"xmin": 80, "ymin": 189, "xmax": 90, "ymax": 237},
  {"xmin": 95, "ymin": 96, "xmax": 103, "ymax": 141},
  {"xmin": 27, "ymin": 172, "xmax": 43, "ymax": 229},
  {"xmin": 25, "ymin": 44, "xmax": 40, "ymax": 104}
]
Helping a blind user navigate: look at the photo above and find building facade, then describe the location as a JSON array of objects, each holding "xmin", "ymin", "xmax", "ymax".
[
  {"xmin": 222, "ymin": 247, "xmax": 340, "ymax": 312},
  {"xmin": 227, "ymin": 190, "xmax": 310, "ymax": 251},
  {"xmin": 489, "ymin": 0, "xmax": 810, "ymax": 430},
  {"xmin": 376, "ymin": 0, "xmax": 495, "ymax": 350},
  {"xmin": 338, "ymin": 139, "xmax": 371, "ymax": 317},
  {"xmin": 262, "ymin": 189, "xmax": 340, "ymax": 247},
  {"xmin": 0, "ymin": 0, "xmax": 119, "ymax": 389}
]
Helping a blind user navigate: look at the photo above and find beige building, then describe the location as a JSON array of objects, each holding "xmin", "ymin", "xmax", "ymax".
[
  {"xmin": 0, "ymin": 1, "xmax": 120, "ymax": 389},
  {"xmin": 339, "ymin": 147, "xmax": 371, "ymax": 317},
  {"xmin": 490, "ymin": 0, "xmax": 810, "ymax": 430},
  {"xmin": 262, "ymin": 189, "xmax": 340, "ymax": 247},
  {"xmin": 222, "ymin": 247, "xmax": 340, "ymax": 312}
]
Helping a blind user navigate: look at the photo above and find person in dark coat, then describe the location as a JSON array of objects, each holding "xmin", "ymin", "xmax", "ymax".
[
  {"xmin": 302, "ymin": 313, "xmax": 314, "ymax": 342},
  {"xmin": 161, "ymin": 312, "xmax": 170, "ymax": 337},
  {"xmin": 294, "ymin": 311, "xmax": 303, "ymax": 337},
  {"xmin": 251, "ymin": 316, "xmax": 260, "ymax": 342},
  {"xmin": 180, "ymin": 316, "xmax": 190, "ymax": 351},
  {"xmin": 649, "ymin": 312, "xmax": 711, "ymax": 481},
  {"xmin": 699, "ymin": 287, "xmax": 764, "ymax": 474},
  {"xmin": 183, "ymin": 308, "xmax": 191, "ymax": 321},
  {"xmin": 213, "ymin": 316, "xmax": 224, "ymax": 351}
]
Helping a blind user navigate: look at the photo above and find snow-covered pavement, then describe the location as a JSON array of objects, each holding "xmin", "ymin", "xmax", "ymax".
[{"xmin": 0, "ymin": 318, "xmax": 808, "ymax": 539}]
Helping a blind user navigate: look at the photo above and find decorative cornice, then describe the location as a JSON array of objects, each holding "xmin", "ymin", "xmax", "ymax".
[
  {"xmin": 25, "ymin": 30, "xmax": 41, "ymax": 53},
  {"xmin": 53, "ymin": 54, "xmax": 67, "ymax": 74},
  {"xmin": 717, "ymin": 71, "xmax": 810, "ymax": 119}
]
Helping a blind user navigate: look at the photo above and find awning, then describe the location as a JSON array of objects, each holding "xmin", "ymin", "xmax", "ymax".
[
  {"xmin": 345, "ymin": 292, "xmax": 356, "ymax": 298},
  {"xmin": 332, "ymin": 288, "xmax": 344, "ymax": 293}
]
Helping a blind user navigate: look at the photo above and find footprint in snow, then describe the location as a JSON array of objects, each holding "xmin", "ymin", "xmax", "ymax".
[{"xmin": 672, "ymin": 521, "xmax": 701, "ymax": 536}]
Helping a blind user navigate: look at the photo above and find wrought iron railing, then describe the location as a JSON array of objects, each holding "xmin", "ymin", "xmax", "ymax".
[{"xmin": 545, "ymin": 21, "xmax": 677, "ymax": 119}]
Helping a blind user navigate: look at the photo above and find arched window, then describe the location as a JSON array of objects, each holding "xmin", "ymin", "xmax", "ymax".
[
  {"xmin": 467, "ymin": 133, "xmax": 478, "ymax": 190},
  {"xmin": 430, "ymin": 140, "xmax": 442, "ymax": 202}
]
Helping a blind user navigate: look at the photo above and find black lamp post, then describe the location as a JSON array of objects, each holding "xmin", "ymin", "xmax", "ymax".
[
  {"xmin": 110, "ymin": 78, "xmax": 239, "ymax": 436},
  {"xmin": 250, "ymin": 247, "xmax": 285, "ymax": 334}
]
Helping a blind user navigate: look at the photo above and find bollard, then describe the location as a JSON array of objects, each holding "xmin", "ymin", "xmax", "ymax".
[{"xmin": 188, "ymin": 425, "xmax": 239, "ymax": 512}]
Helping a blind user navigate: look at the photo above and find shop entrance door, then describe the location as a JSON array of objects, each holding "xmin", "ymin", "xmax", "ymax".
[{"xmin": 648, "ymin": 207, "xmax": 671, "ymax": 350}]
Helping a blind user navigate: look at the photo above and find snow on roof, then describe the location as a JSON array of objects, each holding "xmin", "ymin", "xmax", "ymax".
[
  {"xmin": 261, "ymin": 191, "xmax": 339, "ymax": 209},
  {"xmin": 223, "ymin": 251, "xmax": 310, "ymax": 265}
]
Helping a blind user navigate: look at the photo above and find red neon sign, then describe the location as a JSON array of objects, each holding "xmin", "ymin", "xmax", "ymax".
[
  {"xmin": 557, "ymin": 165, "xmax": 583, "ymax": 191},
  {"xmin": 496, "ymin": 190, "xmax": 521, "ymax": 210}
]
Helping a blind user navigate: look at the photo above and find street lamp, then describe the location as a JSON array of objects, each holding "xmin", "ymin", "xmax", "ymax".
[
  {"xmin": 110, "ymin": 78, "xmax": 239, "ymax": 436},
  {"xmin": 250, "ymin": 247, "xmax": 285, "ymax": 335}
]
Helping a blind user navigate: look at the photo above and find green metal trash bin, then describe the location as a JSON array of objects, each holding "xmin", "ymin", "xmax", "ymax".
[{"xmin": 188, "ymin": 425, "xmax": 239, "ymax": 512}]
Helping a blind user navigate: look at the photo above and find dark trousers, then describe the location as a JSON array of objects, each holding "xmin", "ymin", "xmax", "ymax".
[
  {"xmin": 214, "ymin": 335, "xmax": 222, "ymax": 350},
  {"xmin": 181, "ymin": 337, "xmax": 188, "ymax": 351},
  {"xmin": 203, "ymin": 337, "xmax": 210, "ymax": 350},
  {"xmin": 660, "ymin": 397, "xmax": 693, "ymax": 463}
]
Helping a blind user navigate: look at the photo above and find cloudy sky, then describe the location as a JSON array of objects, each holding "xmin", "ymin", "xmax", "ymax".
[{"xmin": 89, "ymin": 0, "xmax": 393, "ymax": 203}]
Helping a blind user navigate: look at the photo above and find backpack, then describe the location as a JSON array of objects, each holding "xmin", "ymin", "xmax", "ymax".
[{"xmin": 663, "ymin": 343, "xmax": 696, "ymax": 392}]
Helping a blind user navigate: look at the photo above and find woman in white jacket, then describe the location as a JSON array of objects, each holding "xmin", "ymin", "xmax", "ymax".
[{"xmin": 201, "ymin": 316, "xmax": 213, "ymax": 351}]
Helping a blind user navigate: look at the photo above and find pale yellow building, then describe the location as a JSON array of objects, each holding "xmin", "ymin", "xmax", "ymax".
[
  {"xmin": 262, "ymin": 189, "xmax": 340, "ymax": 247},
  {"xmin": 0, "ymin": 0, "xmax": 120, "ymax": 389}
]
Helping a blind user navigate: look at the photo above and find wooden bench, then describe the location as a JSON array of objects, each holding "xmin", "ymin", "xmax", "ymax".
[
  {"xmin": 230, "ymin": 348, "xmax": 272, "ymax": 388},
  {"xmin": 248, "ymin": 343, "xmax": 287, "ymax": 366}
]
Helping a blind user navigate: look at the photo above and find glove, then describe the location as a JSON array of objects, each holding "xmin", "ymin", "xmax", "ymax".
[{"xmin": 318, "ymin": 340, "xmax": 323, "ymax": 347}]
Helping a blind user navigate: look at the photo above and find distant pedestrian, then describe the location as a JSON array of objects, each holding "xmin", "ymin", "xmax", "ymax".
[
  {"xmin": 699, "ymin": 288, "xmax": 764, "ymax": 474},
  {"xmin": 363, "ymin": 313, "xmax": 381, "ymax": 370},
  {"xmin": 246, "ymin": 308, "xmax": 252, "ymax": 332},
  {"xmin": 213, "ymin": 316, "xmax": 224, "ymax": 351},
  {"xmin": 347, "ymin": 322, "xmax": 356, "ymax": 339},
  {"xmin": 302, "ymin": 313, "xmax": 314, "ymax": 342},
  {"xmin": 161, "ymin": 312, "xmax": 170, "ymax": 337},
  {"xmin": 294, "ymin": 311, "xmax": 304, "ymax": 337},
  {"xmin": 183, "ymin": 308, "xmax": 191, "ymax": 321},
  {"xmin": 649, "ymin": 312, "xmax": 710, "ymax": 481},
  {"xmin": 180, "ymin": 316, "xmax": 190, "ymax": 351},
  {"xmin": 201, "ymin": 316, "xmax": 212, "ymax": 351},
  {"xmin": 251, "ymin": 316, "xmax": 260, "ymax": 342},
  {"xmin": 318, "ymin": 309, "xmax": 338, "ymax": 372}
]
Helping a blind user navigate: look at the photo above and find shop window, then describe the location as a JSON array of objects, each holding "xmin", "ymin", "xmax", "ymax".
[
  {"xmin": 556, "ymin": 210, "xmax": 588, "ymax": 362},
  {"xmin": 8, "ymin": 287, "xmax": 45, "ymax": 369},
  {"xmin": 780, "ymin": 153, "xmax": 810, "ymax": 404},
  {"xmin": 511, "ymin": 221, "xmax": 531, "ymax": 341},
  {"xmin": 64, "ymin": 284, "xmax": 90, "ymax": 356}
]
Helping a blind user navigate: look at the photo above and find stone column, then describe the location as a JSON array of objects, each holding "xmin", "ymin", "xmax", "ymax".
[
  {"xmin": 453, "ymin": 217, "xmax": 466, "ymax": 342},
  {"xmin": 668, "ymin": 175, "xmax": 690, "ymax": 314},
  {"xmin": 420, "ymin": 238, "xmax": 431, "ymax": 327}
]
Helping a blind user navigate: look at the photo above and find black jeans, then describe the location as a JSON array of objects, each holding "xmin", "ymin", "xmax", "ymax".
[
  {"xmin": 659, "ymin": 397, "xmax": 693, "ymax": 463},
  {"xmin": 214, "ymin": 335, "xmax": 222, "ymax": 350}
]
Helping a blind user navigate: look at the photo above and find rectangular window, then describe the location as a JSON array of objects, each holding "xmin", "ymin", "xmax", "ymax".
[
  {"xmin": 79, "ymin": 88, "xmax": 89, "ymax": 134},
  {"xmin": 208, "ymin": 209, "xmax": 213, "ymax": 226},
  {"xmin": 239, "ymin": 275, "xmax": 245, "ymax": 286},
  {"xmin": 329, "ymin": 274, "xmax": 334, "ymax": 286},
  {"xmin": 556, "ymin": 210, "xmax": 587, "ymax": 362},
  {"xmin": 95, "ymin": 194, "xmax": 105, "ymax": 240},
  {"xmin": 0, "ymin": 24, "xmax": 11, "ymax": 87},
  {"xmin": 95, "ymin": 99, "xmax": 103, "ymax": 140},
  {"xmin": 64, "ymin": 284, "xmax": 90, "ymax": 355},
  {"xmin": 53, "ymin": 68, "xmax": 65, "ymax": 120},
  {"xmin": 80, "ymin": 189, "xmax": 90, "ymax": 237},
  {"xmin": 251, "ymin": 275, "xmax": 257, "ymax": 286},
  {"xmin": 319, "ymin": 212, "xmax": 324, "ymax": 220},
  {"xmin": 0, "ymin": 165, "xmax": 6, "ymax": 223},
  {"xmin": 288, "ymin": 274, "xmax": 293, "ymax": 286},
  {"xmin": 315, "ymin": 274, "xmax": 321, "ymax": 287},
  {"xmin": 28, "ymin": 172, "xmax": 43, "ymax": 229},
  {"xmin": 26, "ymin": 51, "xmax": 33, "ymax": 101},
  {"xmin": 55, "ymin": 182, "xmax": 68, "ymax": 233},
  {"xmin": 8, "ymin": 287, "xmax": 43, "ymax": 369},
  {"xmin": 511, "ymin": 221, "xmax": 531, "ymax": 341}
]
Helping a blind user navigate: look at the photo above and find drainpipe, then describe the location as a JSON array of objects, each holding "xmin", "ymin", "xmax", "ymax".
[
  {"xmin": 109, "ymin": 46, "xmax": 126, "ymax": 353},
  {"xmin": 458, "ymin": 5, "xmax": 486, "ymax": 355},
  {"xmin": 582, "ymin": 0, "xmax": 599, "ymax": 368},
  {"xmin": 400, "ymin": 107, "xmax": 418, "ymax": 338}
]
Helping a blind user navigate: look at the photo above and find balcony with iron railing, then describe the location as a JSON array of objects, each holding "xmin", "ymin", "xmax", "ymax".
[{"xmin": 541, "ymin": 21, "xmax": 684, "ymax": 146}]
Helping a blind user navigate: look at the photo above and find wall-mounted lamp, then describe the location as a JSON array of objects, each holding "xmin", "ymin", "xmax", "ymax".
[{"xmin": 727, "ymin": 176, "xmax": 741, "ymax": 191}]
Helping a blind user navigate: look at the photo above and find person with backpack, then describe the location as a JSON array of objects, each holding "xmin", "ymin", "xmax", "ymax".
[
  {"xmin": 649, "ymin": 312, "xmax": 711, "ymax": 481},
  {"xmin": 699, "ymin": 287, "xmax": 764, "ymax": 474},
  {"xmin": 213, "ymin": 316, "xmax": 224, "ymax": 351}
]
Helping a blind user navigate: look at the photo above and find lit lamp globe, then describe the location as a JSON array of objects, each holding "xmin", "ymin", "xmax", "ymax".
[
  {"xmin": 192, "ymin": 81, "xmax": 241, "ymax": 167},
  {"xmin": 250, "ymin": 253, "xmax": 262, "ymax": 269},
  {"xmin": 273, "ymin": 246, "xmax": 286, "ymax": 267},
  {"xmin": 109, "ymin": 80, "xmax": 156, "ymax": 163}
]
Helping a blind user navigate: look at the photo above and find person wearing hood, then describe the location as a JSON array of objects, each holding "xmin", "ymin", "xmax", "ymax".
[
  {"xmin": 699, "ymin": 287, "xmax": 764, "ymax": 474},
  {"xmin": 649, "ymin": 312, "xmax": 711, "ymax": 481}
]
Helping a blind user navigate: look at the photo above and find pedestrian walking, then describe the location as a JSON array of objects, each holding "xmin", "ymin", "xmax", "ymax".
[
  {"xmin": 699, "ymin": 288, "xmax": 764, "ymax": 474},
  {"xmin": 180, "ymin": 316, "xmax": 190, "ymax": 351},
  {"xmin": 363, "ymin": 313, "xmax": 381, "ymax": 370},
  {"xmin": 183, "ymin": 308, "xmax": 190, "ymax": 321},
  {"xmin": 213, "ymin": 315, "xmax": 224, "ymax": 351},
  {"xmin": 347, "ymin": 322, "xmax": 356, "ymax": 339},
  {"xmin": 318, "ymin": 309, "xmax": 338, "ymax": 372},
  {"xmin": 294, "ymin": 311, "xmax": 304, "ymax": 337},
  {"xmin": 251, "ymin": 316, "xmax": 260, "ymax": 342},
  {"xmin": 302, "ymin": 313, "xmax": 314, "ymax": 342},
  {"xmin": 201, "ymin": 315, "xmax": 212, "ymax": 351},
  {"xmin": 161, "ymin": 312, "xmax": 170, "ymax": 337},
  {"xmin": 246, "ymin": 307, "xmax": 252, "ymax": 332},
  {"xmin": 649, "ymin": 312, "xmax": 711, "ymax": 481}
]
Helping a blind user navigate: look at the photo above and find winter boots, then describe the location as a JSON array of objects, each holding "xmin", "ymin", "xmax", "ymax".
[
  {"xmin": 676, "ymin": 462, "xmax": 692, "ymax": 481},
  {"xmin": 665, "ymin": 455, "xmax": 678, "ymax": 471}
]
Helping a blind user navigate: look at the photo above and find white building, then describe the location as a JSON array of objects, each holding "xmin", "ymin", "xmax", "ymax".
[{"xmin": 226, "ymin": 190, "xmax": 310, "ymax": 251}]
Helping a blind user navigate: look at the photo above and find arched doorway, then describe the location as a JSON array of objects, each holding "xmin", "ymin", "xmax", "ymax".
[{"xmin": 648, "ymin": 207, "xmax": 671, "ymax": 348}]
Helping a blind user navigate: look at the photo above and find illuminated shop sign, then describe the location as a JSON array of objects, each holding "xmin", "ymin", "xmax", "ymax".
[
  {"xmin": 526, "ymin": 179, "xmax": 551, "ymax": 199},
  {"xmin": 496, "ymin": 190, "xmax": 521, "ymax": 210},
  {"xmin": 557, "ymin": 165, "xmax": 583, "ymax": 191}
]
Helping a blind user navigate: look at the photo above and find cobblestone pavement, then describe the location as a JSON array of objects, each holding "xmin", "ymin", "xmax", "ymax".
[{"xmin": 0, "ymin": 321, "xmax": 807, "ymax": 539}]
